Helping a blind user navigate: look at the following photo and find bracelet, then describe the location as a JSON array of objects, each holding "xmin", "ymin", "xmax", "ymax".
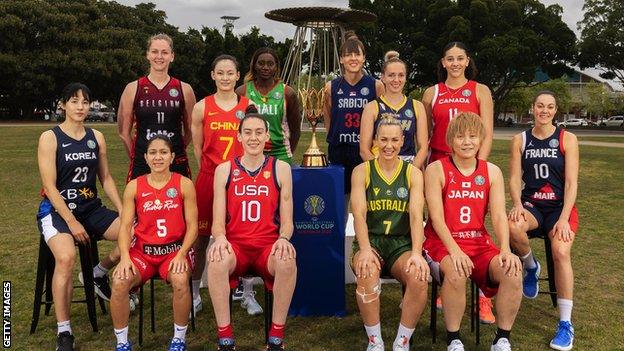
[{"xmin": 278, "ymin": 236, "xmax": 290, "ymax": 242}]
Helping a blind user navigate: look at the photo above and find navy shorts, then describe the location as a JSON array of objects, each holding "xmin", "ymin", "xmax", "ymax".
[
  {"xmin": 37, "ymin": 198, "xmax": 118, "ymax": 243},
  {"xmin": 328, "ymin": 143, "xmax": 362, "ymax": 194},
  {"xmin": 523, "ymin": 201, "xmax": 579, "ymax": 238}
]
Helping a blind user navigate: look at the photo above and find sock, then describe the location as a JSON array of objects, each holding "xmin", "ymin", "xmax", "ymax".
[
  {"xmin": 268, "ymin": 323, "xmax": 285, "ymax": 341},
  {"xmin": 557, "ymin": 298, "xmax": 573, "ymax": 322},
  {"xmin": 242, "ymin": 277, "xmax": 255, "ymax": 293},
  {"xmin": 493, "ymin": 328, "xmax": 510, "ymax": 344},
  {"xmin": 521, "ymin": 250, "xmax": 537, "ymax": 269},
  {"xmin": 217, "ymin": 324, "xmax": 234, "ymax": 340},
  {"xmin": 57, "ymin": 320, "xmax": 71, "ymax": 335},
  {"xmin": 446, "ymin": 330, "xmax": 460, "ymax": 346},
  {"xmin": 364, "ymin": 323, "xmax": 382, "ymax": 343},
  {"xmin": 192, "ymin": 280, "xmax": 201, "ymax": 300},
  {"xmin": 394, "ymin": 323, "xmax": 414, "ymax": 345},
  {"xmin": 93, "ymin": 263, "xmax": 109, "ymax": 278},
  {"xmin": 173, "ymin": 323, "xmax": 188, "ymax": 341},
  {"xmin": 114, "ymin": 326, "xmax": 129, "ymax": 345}
]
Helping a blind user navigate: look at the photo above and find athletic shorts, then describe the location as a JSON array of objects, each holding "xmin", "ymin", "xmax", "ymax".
[
  {"xmin": 37, "ymin": 198, "xmax": 118, "ymax": 243},
  {"xmin": 195, "ymin": 170, "xmax": 215, "ymax": 236},
  {"xmin": 523, "ymin": 201, "xmax": 579, "ymax": 238},
  {"xmin": 328, "ymin": 143, "xmax": 362, "ymax": 194},
  {"xmin": 351, "ymin": 235, "xmax": 413, "ymax": 278},
  {"xmin": 427, "ymin": 149, "xmax": 450, "ymax": 165},
  {"xmin": 423, "ymin": 236, "xmax": 500, "ymax": 298},
  {"xmin": 129, "ymin": 246, "xmax": 195, "ymax": 285},
  {"xmin": 128, "ymin": 154, "xmax": 191, "ymax": 181},
  {"xmin": 229, "ymin": 241, "xmax": 275, "ymax": 290}
]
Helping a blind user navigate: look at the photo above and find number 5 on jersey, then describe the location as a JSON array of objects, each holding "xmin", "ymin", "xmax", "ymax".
[{"xmin": 156, "ymin": 219, "xmax": 167, "ymax": 237}]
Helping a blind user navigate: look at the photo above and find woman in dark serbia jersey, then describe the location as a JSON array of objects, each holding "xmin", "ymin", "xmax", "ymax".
[
  {"xmin": 508, "ymin": 91, "xmax": 579, "ymax": 351},
  {"xmin": 36, "ymin": 83, "xmax": 123, "ymax": 351}
]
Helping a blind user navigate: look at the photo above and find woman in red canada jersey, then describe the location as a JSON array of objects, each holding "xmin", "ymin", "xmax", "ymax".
[
  {"xmin": 117, "ymin": 33, "xmax": 196, "ymax": 181},
  {"xmin": 189, "ymin": 54, "xmax": 254, "ymax": 315},
  {"xmin": 208, "ymin": 113, "xmax": 295, "ymax": 351},
  {"xmin": 110, "ymin": 135, "xmax": 198, "ymax": 351},
  {"xmin": 422, "ymin": 41, "xmax": 493, "ymax": 164}
]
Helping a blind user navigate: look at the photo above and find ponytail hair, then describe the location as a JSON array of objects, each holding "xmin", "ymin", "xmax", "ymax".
[{"xmin": 340, "ymin": 30, "xmax": 366, "ymax": 57}]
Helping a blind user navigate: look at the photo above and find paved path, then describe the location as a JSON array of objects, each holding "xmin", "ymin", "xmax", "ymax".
[{"xmin": 493, "ymin": 128, "xmax": 624, "ymax": 148}]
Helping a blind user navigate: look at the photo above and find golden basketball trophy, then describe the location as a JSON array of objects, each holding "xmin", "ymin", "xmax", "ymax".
[{"xmin": 299, "ymin": 88, "xmax": 328, "ymax": 167}]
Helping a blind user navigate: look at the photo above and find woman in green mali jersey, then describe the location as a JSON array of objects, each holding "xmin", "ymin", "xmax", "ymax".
[
  {"xmin": 236, "ymin": 47, "xmax": 301, "ymax": 163},
  {"xmin": 350, "ymin": 118, "xmax": 429, "ymax": 351}
]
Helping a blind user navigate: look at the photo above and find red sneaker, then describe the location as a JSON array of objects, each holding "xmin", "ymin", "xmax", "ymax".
[{"xmin": 478, "ymin": 296, "xmax": 495, "ymax": 324}]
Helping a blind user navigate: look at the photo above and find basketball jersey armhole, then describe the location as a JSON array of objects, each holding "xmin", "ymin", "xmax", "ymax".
[
  {"xmin": 365, "ymin": 161, "xmax": 371, "ymax": 189},
  {"xmin": 177, "ymin": 79, "xmax": 185, "ymax": 111},
  {"xmin": 272, "ymin": 157, "xmax": 281, "ymax": 190},
  {"xmin": 558, "ymin": 129, "xmax": 565, "ymax": 155},
  {"xmin": 431, "ymin": 83, "xmax": 440, "ymax": 108},
  {"xmin": 132, "ymin": 78, "xmax": 143, "ymax": 111},
  {"xmin": 224, "ymin": 161, "xmax": 233, "ymax": 190},
  {"xmin": 520, "ymin": 131, "xmax": 527, "ymax": 153},
  {"xmin": 406, "ymin": 163, "xmax": 413, "ymax": 189}
]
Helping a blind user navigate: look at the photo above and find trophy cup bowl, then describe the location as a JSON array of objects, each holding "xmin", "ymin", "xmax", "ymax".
[{"xmin": 299, "ymin": 88, "xmax": 328, "ymax": 167}]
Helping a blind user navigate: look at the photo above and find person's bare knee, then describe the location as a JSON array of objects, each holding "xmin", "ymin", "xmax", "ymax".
[{"xmin": 274, "ymin": 257, "xmax": 296, "ymax": 278}]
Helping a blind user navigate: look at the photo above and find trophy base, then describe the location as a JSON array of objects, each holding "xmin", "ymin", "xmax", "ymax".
[{"xmin": 301, "ymin": 152, "xmax": 328, "ymax": 167}]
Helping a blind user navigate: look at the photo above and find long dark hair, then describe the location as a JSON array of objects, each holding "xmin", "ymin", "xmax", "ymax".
[{"xmin": 436, "ymin": 41, "xmax": 478, "ymax": 82}]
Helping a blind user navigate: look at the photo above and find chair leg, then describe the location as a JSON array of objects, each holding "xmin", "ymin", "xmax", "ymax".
[
  {"xmin": 44, "ymin": 254, "xmax": 54, "ymax": 316},
  {"xmin": 79, "ymin": 243, "xmax": 98, "ymax": 332},
  {"xmin": 30, "ymin": 237, "xmax": 48, "ymax": 334},
  {"xmin": 150, "ymin": 278, "xmax": 156, "ymax": 333},
  {"xmin": 470, "ymin": 281, "xmax": 475, "ymax": 333},
  {"xmin": 430, "ymin": 281, "xmax": 437, "ymax": 344},
  {"xmin": 189, "ymin": 277, "xmax": 195, "ymax": 332},
  {"xmin": 264, "ymin": 286, "xmax": 273, "ymax": 344},
  {"xmin": 544, "ymin": 237, "xmax": 558, "ymax": 308},
  {"xmin": 90, "ymin": 241, "xmax": 107, "ymax": 315},
  {"xmin": 138, "ymin": 285, "xmax": 144, "ymax": 346},
  {"xmin": 474, "ymin": 282, "xmax": 480, "ymax": 345}
]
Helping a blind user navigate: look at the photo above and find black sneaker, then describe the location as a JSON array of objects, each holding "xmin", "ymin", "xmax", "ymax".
[
  {"xmin": 267, "ymin": 338, "xmax": 284, "ymax": 351},
  {"xmin": 93, "ymin": 275, "xmax": 112, "ymax": 301},
  {"xmin": 217, "ymin": 338, "xmax": 236, "ymax": 351},
  {"xmin": 56, "ymin": 331, "xmax": 74, "ymax": 351}
]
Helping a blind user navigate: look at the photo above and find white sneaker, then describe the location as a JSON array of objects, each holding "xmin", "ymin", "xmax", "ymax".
[
  {"xmin": 366, "ymin": 336, "xmax": 384, "ymax": 351},
  {"xmin": 448, "ymin": 339, "xmax": 465, "ymax": 351},
  {"xmin": 491, "ymin": 337, "xmax": 512, "ymax": 351},
  {"xmin": 129, "ymin": 292, "xmax": 139, "ymax": 312},
  {"xmin": 240, "ymin": 291, "xmax": 263, "ymax": 315},
  {"xmin": 190, "ymin": 296, "xmax": 202, "ymax": 317},
  {"xmin": 392, "ymin": 335, "xmax": 410, "ymax": 351}
]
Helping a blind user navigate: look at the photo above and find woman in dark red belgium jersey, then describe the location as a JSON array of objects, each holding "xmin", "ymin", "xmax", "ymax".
[
  {"xmin": 117, "ymin": 33, "xmax": 197, "ymax": 182},
  {"xmin": 110, "ymin": 135, "xmax": 198, "ymax": 351}
]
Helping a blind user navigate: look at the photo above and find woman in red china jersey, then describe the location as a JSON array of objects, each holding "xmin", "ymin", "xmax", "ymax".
[
  {"xmin": 110, "ymin": 135, "xmax": 198, "ymax": 351},
  {"xmin": 207, "ymin": 113, "xmax": 295, "ymax": 351}
]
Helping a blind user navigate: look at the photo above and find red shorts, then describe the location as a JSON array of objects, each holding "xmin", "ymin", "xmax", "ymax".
[
  {"xmin": 129, "ymin": 247, "xmax": 195, "ymax": 285},
  {"xmin": 428, "ymin": 149, "xmax": 451, "ymax": 165},
  {"xmin": 229, "ymin": 242, "xmax": 275, "ymax": 290},
  {"xmin": 195, "ymin": 171, "xmax": 214, "ymax": 236},
  {"xmin": 424, "ymin": 236, "xmax": 500, "ymax": 297}
]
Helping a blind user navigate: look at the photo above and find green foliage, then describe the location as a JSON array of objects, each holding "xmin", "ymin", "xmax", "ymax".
[
  {"xmin": 349, "ymin": 0, "xmax": 576, "ymax": 114},
  {"xmin": 583, "ymin": 82, "xmax": 614, "ymax": 118},
  {"xmin": 578, "ymin": 0, "xmax": 624, "ymax": 83}
]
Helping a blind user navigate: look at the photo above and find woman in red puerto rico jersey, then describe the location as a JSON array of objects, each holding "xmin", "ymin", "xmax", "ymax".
[
  {"xmin": 207, "ymin": 113, "xmax": 296, "ymax": 351},
  {"xmin": 507, "ymin": 91, "xmax": 579, "ymax": 351},
  {"xmin": 189, "ymin": 54, "xmax": 254, "ymax": 315},
  {"xmin": 110, "ymin": 135, "xmax": 198, "ymax": 351},
  {"xmin": 117, "ymin": 33, "xmax": 196, "ymax": 181},
  {"xmin": 422, "ymin": 41, "xmax": 494, "ymax": 164},
  {"xmin": 423, "ymin": 113, "xmax": 522, "ymax": 351}
]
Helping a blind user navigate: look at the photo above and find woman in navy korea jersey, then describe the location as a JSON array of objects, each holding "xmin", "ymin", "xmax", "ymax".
[{"xmin": 508, "ymin": 91, "xmax": 579, "ymax": 351}]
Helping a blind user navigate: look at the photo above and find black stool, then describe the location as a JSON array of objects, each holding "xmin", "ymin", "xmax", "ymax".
[
  {"xmin": 229, "ymin": 278, "xmax": 273, "ymax": 343},
  {"xmin": 137, "ymin": 276, "xmax": 196, "ymax": 345},
  {"xmin": 430, "ymin": 279, "xmax": 481, "ymax": 345},
  {"xmin": 30, "ymin": 236, "xmax": 106, "ymax": 334},
  {"xmin": 533, "ymin": 233, "xmax": 558, "ymax": 307}
]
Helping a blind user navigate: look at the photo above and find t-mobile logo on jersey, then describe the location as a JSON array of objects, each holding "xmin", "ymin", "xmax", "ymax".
[{"xmin": 146, "ymin": 128, "xmax": 175, "ymax": 140}]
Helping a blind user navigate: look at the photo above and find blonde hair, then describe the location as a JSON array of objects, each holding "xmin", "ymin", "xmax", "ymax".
[
  {"xmin": 147, "ymin": 33, "xmax": 173, "ymax": 52},
  {"xmin": 375, "ymin": 117, "xmax": 403, "ymax": 138},
  {"xmin": 382, "ymin": 50, "xmax": 406, "ymax": 73},
  {"xmin": 445, "ymin": 112, "xmax": 485, "ymax": 149}
]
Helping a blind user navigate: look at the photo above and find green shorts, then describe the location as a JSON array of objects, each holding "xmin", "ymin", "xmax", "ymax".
[{"xmin": 352, "ymin": 235, "xmax": 412, "ymax": 277}]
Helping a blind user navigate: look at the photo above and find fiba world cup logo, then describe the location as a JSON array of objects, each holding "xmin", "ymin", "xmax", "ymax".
[{"xmin": 304, "ymin": 195, "xmax": 326, "ymax": 217}]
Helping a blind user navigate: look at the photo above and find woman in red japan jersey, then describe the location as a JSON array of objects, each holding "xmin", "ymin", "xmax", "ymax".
[
  {"xmin": 189, "ymin": 54, "xmax": 253, "ymax": 314},
  {"xmin": 422, "ymin": 41, "xmax": 494, "ymax": 164},
  {"xmin": 110, "ymin": 135, "xmax": 198, "ymax": 351},
  {"xmin": 423, "ymin": 113, "xmax": 522, "ymax": 351},
  {"xmin": 117, "ymin": 33, "xmax": 196, "ymax": 181},
  {"xmin": 208, "ymin": 113, "xmax": 295, "ymax": 351}
]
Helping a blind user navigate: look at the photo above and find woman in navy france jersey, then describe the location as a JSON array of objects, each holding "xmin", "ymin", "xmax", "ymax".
[
  {"xmin": 508, "ymin": 91, "xmax": 579, "ymax": 351},
  {"xmin": 117, "ymin": 33, "xmax": 197, "ymax": 181},
  {"xmin": 322, "ymin": 31, "xmax": 384, "ymax": 194},
  {"xmin": 359, "ymin": 50, "xmax": 429, "ymax": 169},
  {"xmin": 36, "ymin": 83, "xmax": 123, "ymax": 351}
]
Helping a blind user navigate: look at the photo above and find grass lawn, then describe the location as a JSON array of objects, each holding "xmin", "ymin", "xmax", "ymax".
[{"xmin": 1, "ymin": 124, "xmax": 623, "ymax": 350}]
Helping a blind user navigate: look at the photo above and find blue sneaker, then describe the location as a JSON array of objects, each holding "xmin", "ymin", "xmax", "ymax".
[
  {"xmin": 168, "ymin": 337, "xmax": 186, "ymax": 351},
  {"xmin": 522, "ymin": 259, "xmax": 541, "ymax": 299},
  {"xmin": 550, "ymin": 321, "xmax": 574, "ymax": 351},
  {"xmin": 115, "ymin": 342, "xmax": 132, "ymax": 351},
  {"xmin": 218, "ymin": 338, "xmax": 236, "ymax": 351}
]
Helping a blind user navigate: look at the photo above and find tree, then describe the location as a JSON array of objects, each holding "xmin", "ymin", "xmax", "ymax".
[
  {"xmin": 578, "ymin": 0, "xmax": 624, "ymax": 83},
  {"xmin": 583, "ymin": 82, "xmax": 613, "ymax": 120},
  {"xmin": 349, "ymin": 0, "xmax": 576, "ymax": 115}
]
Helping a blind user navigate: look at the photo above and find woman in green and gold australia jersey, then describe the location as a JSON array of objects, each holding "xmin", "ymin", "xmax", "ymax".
[
  {"xmin": 350, "ymin": 118, "xmax": 429, "ymax": 351},
  {"xmin": 236, "ymin": 47, "xmax": 301, "ymax": 163}
]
